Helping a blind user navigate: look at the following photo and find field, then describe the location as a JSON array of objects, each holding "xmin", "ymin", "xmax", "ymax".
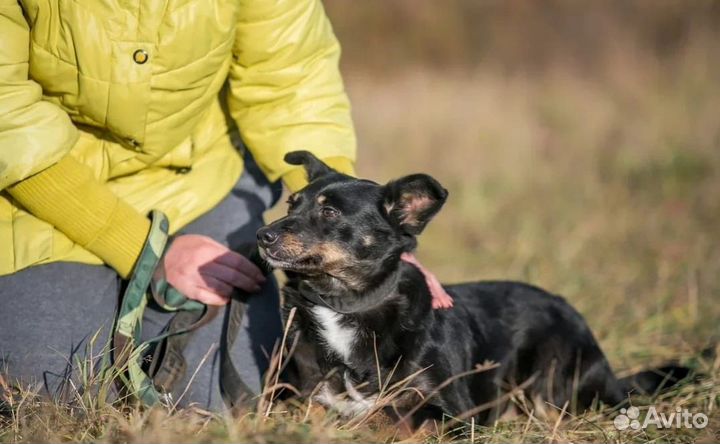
[{"xmin": 2, "ymin": 1, "xmax": 720, "ymax": 442}]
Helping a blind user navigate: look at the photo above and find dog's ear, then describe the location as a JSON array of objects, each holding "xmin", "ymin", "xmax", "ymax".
[
  {"xmin": 284, "ymin": 150, "xmax": 333, "ymax": 182},
  {"xmin": 383, "ymin": 174, "xmax": 448, "ymax": 235}
]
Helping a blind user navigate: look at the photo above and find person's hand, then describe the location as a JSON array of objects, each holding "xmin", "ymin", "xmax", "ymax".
[
  {"xmin": 400, "ymin": 252, "xmax": 454, "ymax": 309},
  {"xmin": 158, "ymin": 234, "xmax": 266, "ymax": 306}
]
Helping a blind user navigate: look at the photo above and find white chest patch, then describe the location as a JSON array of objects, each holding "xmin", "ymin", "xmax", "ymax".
[{"xmin": 312, "ymin": 306, "xmax": 357, "ymax": 363}]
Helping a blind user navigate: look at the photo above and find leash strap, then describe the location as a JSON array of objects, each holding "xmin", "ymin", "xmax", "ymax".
[
  {"xmin": 113, "ymin": 210, "xmax": 220, "ymax": 406},
  {"xmin": 114, "ymin": 210, "xmax": 171, "ymax": 406},
  {"xmin": 220, "ymin": 247, "xmax": 273, "ymax": 407},
  {"xmin": 220, "ymin": 297, "xmax": 249, "ymax": 407},
  {"xmin": 114, "ymin": 210, "xmax": 264, "ymax": 408}
]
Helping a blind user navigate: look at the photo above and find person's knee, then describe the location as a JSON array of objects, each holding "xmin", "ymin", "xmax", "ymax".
[{"xmin": 0, "ymin": 262, "xmax": 119, "ymax": 398}]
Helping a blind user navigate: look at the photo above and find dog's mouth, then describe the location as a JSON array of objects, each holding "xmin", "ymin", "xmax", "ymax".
[
  {"xmin": 258, "ymin": 246, "xmax": 317, "ymax": 273},
  {"xmin": 259, "ymin": 242, "xmax": 370, "ymax": 292}
]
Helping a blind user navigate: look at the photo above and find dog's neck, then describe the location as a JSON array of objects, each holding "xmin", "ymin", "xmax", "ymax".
[{"xmin": 296, "ymin": 265, "xmax": 403, "ymax": 315}]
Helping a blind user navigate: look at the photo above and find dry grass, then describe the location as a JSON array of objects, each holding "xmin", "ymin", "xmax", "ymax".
[{"xmin": 3, "ymin": 2, "xmax": 720, "ymax": 442}]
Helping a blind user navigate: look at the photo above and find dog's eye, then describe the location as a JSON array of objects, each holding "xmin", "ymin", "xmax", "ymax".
[{"xmin": 321, "ymin": 206, "xmax": 340, "ymax": 218}]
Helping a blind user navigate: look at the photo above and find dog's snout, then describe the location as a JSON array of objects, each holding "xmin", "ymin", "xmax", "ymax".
[{"xmin": 257, "ymin": 227, "xmax": 279, "ymax": 247}]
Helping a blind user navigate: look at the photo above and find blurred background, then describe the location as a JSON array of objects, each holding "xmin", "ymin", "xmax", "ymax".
[{"xmin": 273, "ymin": 1, "xmax": 720, "ymax": 369}]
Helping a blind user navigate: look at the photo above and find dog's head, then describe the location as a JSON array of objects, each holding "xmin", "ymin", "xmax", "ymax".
[{"xmin": 257, "ymin": 151, "xmax": 448, "ymax": 292}]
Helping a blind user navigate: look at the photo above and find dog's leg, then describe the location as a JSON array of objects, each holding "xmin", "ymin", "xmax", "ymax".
[{"xmin": 313, "ymin": 377, "xmax": 378, "ymax": 418}]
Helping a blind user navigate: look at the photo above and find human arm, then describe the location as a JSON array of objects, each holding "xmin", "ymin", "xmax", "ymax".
[
  {"xmin": 227, "ymin": 0, "xmax": 356, "ymax": 192},
  {"xmin": 0, "ymin": 3, "xmax": 261, "ymax": 301}
]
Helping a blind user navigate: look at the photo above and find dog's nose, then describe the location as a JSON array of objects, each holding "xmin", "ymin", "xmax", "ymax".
[{"xmin": 256, "ymin": 227, "xmax": 279, "ymax": 247}]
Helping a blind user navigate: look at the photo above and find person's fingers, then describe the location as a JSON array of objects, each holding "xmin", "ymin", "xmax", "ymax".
[
  {"xmin": 198, "ymin": 275, "xmax": 234, "ymax": 298},
  {"xmin": 203, "ymin": 262, "xmax": 262, "ymax": 293},
  {"xmin": 400, "ymin": 251, "xmax": 454, "ymax": 309},
  {"xmin": 213, "ymin": 249, "xmax": 265, "ymax": 282},
  {"xmin": 424, "ymin": 270, "xmax": 454, "ymax": 309},
  {"xmin": 430, "ymin": 287, "xmax": 454, "ymax": 309},
  {"xmin": 400, "ymin": 252, "xmax": 417, "ymax": 265},
  {"xmin": 190, "ymin": 287, "xmax": 230, "ymax": 306}
]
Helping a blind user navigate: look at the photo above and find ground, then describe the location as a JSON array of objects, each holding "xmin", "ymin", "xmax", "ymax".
[{"xmin": 2, "ymin": 1, "xmax": 720, "ymax": 443}]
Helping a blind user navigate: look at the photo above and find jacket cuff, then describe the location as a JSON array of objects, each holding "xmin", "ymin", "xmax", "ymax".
[
  {"xmin": 281, "ymin": 156, "xmax": 356, "ymax": 192},
  {"xmin": 7, "ymin": 156, "xmax": 150, "ymax": 278}
]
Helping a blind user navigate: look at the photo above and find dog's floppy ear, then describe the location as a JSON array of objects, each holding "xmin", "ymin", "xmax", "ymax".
[
  {"xmin": 383, "ymin": 174, "xmax": 448, "ymax": 235},
  {"xmin": 284, "ymin": 150, "xmax": 333, "ymax": 182}
]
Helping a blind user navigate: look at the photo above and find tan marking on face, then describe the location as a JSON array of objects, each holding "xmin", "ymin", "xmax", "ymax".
[
  {"xmin": 278, "ymin": 234, "xmax": 305, "ymax": 256},
  {"xmin": 317, "ymin": 194, "xmax": 327, "ymax": 205},
  {"xmin": 308, "ymin": 242, "xmax": 366, "ymax": 290},
  {"xmin": 310, "ymin": 242, "xmax": 348, "ymax": 265}
]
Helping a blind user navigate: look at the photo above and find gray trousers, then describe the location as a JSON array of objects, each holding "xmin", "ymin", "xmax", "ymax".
[{"xmin": 0, "ymin": 158, "xmax": 284, "ymax": 410}]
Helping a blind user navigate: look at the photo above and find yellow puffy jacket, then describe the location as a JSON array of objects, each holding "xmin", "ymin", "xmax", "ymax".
[{"xmin": 0, "ymin": 0, "xmax": 356, "ymax": 277}]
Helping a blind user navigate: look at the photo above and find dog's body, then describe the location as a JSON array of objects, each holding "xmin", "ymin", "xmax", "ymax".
[
  {"xmin": 284, "ymin": 271, "xmax": 627, "ymax": 423},
  {"xmin": 258, "ymin": 151, "xmax": 688, "ymax": 425}
]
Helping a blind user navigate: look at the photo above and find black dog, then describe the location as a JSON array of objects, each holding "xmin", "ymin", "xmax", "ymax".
[{"xmin": 257, "ymin": 151, "xmax": 689, "ymax": 426}]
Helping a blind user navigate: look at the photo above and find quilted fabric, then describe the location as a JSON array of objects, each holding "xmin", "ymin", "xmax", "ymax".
[{"xmin": 0, "ymin": 0, "xmax": 356, "ymax": 274}]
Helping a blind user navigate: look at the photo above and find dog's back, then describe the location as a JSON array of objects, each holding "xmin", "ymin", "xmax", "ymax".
[{"xmin": 430, "ymin": 282, "xmax": 623, "ymax": 420}]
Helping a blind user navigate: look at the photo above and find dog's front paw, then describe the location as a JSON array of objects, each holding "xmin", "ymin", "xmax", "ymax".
[{"xmin": 313, "ymin": 377, "xmax": 377, "ymax": 418}]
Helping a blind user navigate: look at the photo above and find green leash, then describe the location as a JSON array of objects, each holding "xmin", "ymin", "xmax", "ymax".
[{"xmin": 113, "ymin": 210, "xmax": 254, "ymax": 407}]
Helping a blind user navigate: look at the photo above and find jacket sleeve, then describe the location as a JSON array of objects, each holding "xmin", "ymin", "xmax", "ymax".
[
  {"xmin": 0, "ymin": 1, "xmax": 77, "ymax": 190},
  {"xmin": 1, "ymin": 2, "xmax": 149, "ymax": 278},
  {"xmin": 227, "ymin": 0, "xmax": 357, "ymax": 191}
]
